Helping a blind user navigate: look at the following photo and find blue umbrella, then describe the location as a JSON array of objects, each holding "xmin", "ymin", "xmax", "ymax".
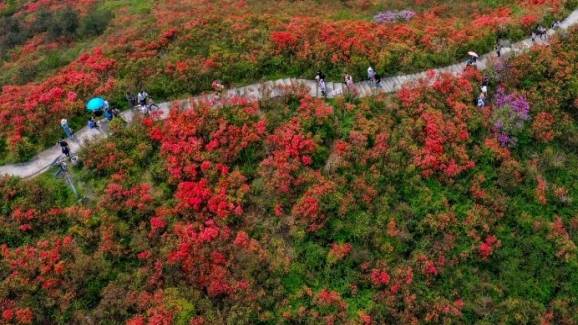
[{"xmin": 86, "ymin": 97, "xmax": 105, "ymax": 112}]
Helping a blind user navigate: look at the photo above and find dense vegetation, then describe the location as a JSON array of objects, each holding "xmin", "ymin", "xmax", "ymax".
[
  {"xmin": 0, "ymin": 0, "xmax": 574, "ymax": 162},
  {"xmin": 0, "ymin": 18, "xmax": 577, "ymax": 324}
]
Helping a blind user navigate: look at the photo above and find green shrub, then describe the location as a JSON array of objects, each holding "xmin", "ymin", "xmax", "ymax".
[
  {"xmin": 78, "ymin": 8, "xmax": 113, "ymax": 38},
  {"xmin": 15, "ymin": 137, "xmax": 36, "ymax": 162},
  {"xmin": 32, "ymin": 8, "xmax": 53, "ymax": 33},
  {"xmin": 0, "ymin": 15, "xmax": 28, "ymax": 54},
  {"xmin": 47, "ymin": 7, "xmax": 79, "ymax": 41}
]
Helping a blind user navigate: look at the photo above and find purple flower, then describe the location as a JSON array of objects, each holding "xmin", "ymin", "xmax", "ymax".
[
  {"xmin": 495, "ymin": 87, "xmax": 530, "ymax": 120},
  {"xmin": 374, "ymin": 10, "xmax": 416, "ymax": 24},
  {"xmin": 494, "ymin": 120, "xmax": 503, "ymax": 130},
  {"xmin": 397, "ymin": 10, "xmax": 416, "ymax": 21},
  {"xmin": 497, "ymin": 132, "xmax": 511, "ymax": 147},
  {"xmin": 374, "ymin": 11, "xmax": 397, "ymax": 23},
  {"xmin": 492, "ymin": 87, "xmax": 531, "ymax": 147},
  {"xmin": 509, "ymin": 96, "xmax": 530, "ymax": 121}
]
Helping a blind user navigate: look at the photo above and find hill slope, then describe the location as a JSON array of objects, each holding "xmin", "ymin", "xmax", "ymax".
[{"xmin": 0, "ymin": 22, "xmax": 577, "ymax": 324}]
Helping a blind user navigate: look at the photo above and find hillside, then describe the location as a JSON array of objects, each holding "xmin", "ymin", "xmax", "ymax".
[
  {"xmin": 0, "ymin": 0, "xmax": 574, "ymax": 162},
  {"xmin": 1, "ymin": 1, "xmax": 578, "ymax": 324}
]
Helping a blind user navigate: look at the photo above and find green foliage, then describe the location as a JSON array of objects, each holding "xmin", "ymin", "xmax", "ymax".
[
  {"xmin": 78, "ymin": 7, "xmax": 113, "ymax": 38},
  {"xmin": 0, "ymin": 2, "xmax": 578, "ymax": 324},
  {"xmin": 47, "ymin": 7, "xmax": 79, "ymax": 41},
  {"xmin": 0, "ymin": 15, "xmax": 28, "ymax": 55},
  {"xmin": 14, "ymin": 137, "xmax": 36, "ymax": 162}
]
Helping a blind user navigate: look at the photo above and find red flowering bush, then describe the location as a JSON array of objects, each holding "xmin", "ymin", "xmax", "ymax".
[
  {"xmin": 327, "ymin": 242, "xmax": 352, "ymax": 262},
  {"xmin": 479, "ymin": 235, "xmax": 500, "ymax": 260},
  {"xmin": 259, "ymin": 118, "xmax": 317, "ymax": 195},
  {"xmin": 150, "ymin": 103, "xmax": 265, "ymax": 179},
  {"xmin": 101, "ymin": 182, "xmax": 154, "ymax": 214},
  {"xmin": 370, "ymin": 269, "xmax": 391, "ymax": 287},
  {"xmin": 0, "ymin": 49, "xmax": 115, "ymax": 153},
  {"xmin": 414, "ymin": 109, "xmax": 475, "ymax": 178},
  {"xmin": 165, "ymin": 220, "xmax": 252, "ymax": 298},
  {"xmin": 532, "ymin": 112, "xmax": 555, "ymax": 142},
  {"xmin": 1, "ymin": 4, "xmax": 577, "ymax": 325}
]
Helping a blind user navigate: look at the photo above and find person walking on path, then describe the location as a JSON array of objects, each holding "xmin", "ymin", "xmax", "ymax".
[
  {"xmin": 58, "ymin": 139, "xmax": 70, "ymax": 158},
  {"xmin": 537, "ymin": 25, "xmax": 547, "ymax": 40},
  {"xmin": 532, "ymin": 25, "xmax": 547, "ymax": 42},
  {"xmin": 367, "ymin": 66, "xmax": 376, "ymax": 84},
  {"xmin": 495, "ymin": 43, "xmax": 502, "ymax": 57},
  {"xmin": 481, "ymin": 84, "xmax": 488, "ymax": 95},
  {"xmin": 466, "ymin": 51, "xmax": 479, "ymax": 67},
  {"xmin": 126, "ymin": 92, "xmax": 137, "ymax": 107},
  {"xmin": 104, "ymin": 107, "xmax": 114, "ymax": 121},
  {"xmin": 374, "ymin": 72, "xmax": 382, "ymax": 88},
  {"xmin": 87, "ymin": 116, "xmax": 98, "ymax": 129},
  {"xmin": 137, "ymin": 90, "xmax": 149, "ymax": 106},
  {"xmin": 477, "ymin": 93, "xmax": 486, "ymax": 108},
  {"xmin": 344, "ymin": 74, "xmax": 354, "ymax": 88},
  {"xmin": 481, "ymin": 76, "xmax": 489, "ymax": 95},
  {"xmin": 315, "ymin": 71, "xmax": 327, "ymax": 97},
  {"xmin": 212, "ymin": 80, "xmax": 225, "ymax": 97},
  {"xmin": 315, "ymin": 71, "xmax": 326, "ymax": 82},
  {"xmin": 552, "ymin": 20, "xmax": 561, "ymax": 30},
  {"xmin": 344, "ymin": 73, "xmax": 356, "ymax": 95},
  {"xmin": 319, "ymin": 78, "xmax": 328, "ymax": 97},
  {"xmin": 60, "ymin": 119, "xmax": 74, "ymax": 138}
]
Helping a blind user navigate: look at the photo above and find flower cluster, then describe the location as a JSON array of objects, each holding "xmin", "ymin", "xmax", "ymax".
[
  {"xmin": 373, "ymin": 10, "xmax": 416, "ymax": 23},
  {"xmin": 479, "ymin": 235, "xmax": 500, "ymax": 260},
  {"xmin": 259, "ymin": 118, "xmax": 317, "ymax": 194},
  {"xmin": 532, "ymin": 112, "xmax": 555, "ymax": 142},
  {"xmin": 491, "ymin": 87, "xmax": 531, "ymax": 147},
  {"xmin": 0, "ymin": 48, "xmax": 115, "ymax": 152},
  {"xmin": 414, "ymin": 109, "xmax": 475, "ymax": 178}
]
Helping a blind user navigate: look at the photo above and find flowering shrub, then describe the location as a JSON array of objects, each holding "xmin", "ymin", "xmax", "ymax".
[
  {"xmin": 1, "ymin": 4, "xmax": 578, "ymax": 325},
  {"xmin": 102, "ymin": 182, "xmax": 154, "ymax": 214},
  {"xmin": 370, "ymin": 269, "xmax": 391, "ymax": 287},
  {"xmin": 491, "ymin": 88, "xmax": 531, "ymax": 147},
  {"xmin": 479, "ymin": 235, "xmax": 500, "ymax": 260},
  {"xmin": 327, "ymin": 242, "xmax": 352, "ymax": 262},
  {"xmin": 0, "ymin": 48, "xmax": 115, "ymax": 156},
  {"xmin": 259, "ymin": 118, "xmax": 317, "ymax": 195},
  {"xmin": 414, "ymin": 109, "xmax": 475, "ymax": 178},
  {"xmin": 532, "ymin": 112, "xmax": 555, "ymax": 142},
  {"xmin": 373, "ymin": 10, "xmax": 416, "ymax": 23},
  {"xmin": 0, "ymin": 0, "xmax": 562, "ymax": 160}
]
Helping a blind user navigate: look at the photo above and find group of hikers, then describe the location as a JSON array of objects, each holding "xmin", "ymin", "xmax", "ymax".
[
  {"xmin": 476, "ymin": 76, "xmax": 490, "ymax": 108},
  {"xmin": 532, "ymin": 20, "xmax": 561, "ymax": 42},
  {"xmin": 55, "ymin": 17, "xmax": 563, "ymax": 163},
  {"xmin": 314, "ymin": 66, "xmax": 382, "ymax": 97},
  {"xmin": 58, "ymin": 91, "xmax": 149, "ymax": 160},
  {"xmin": 126, "ymin": 90, "xmax": 159, "ymax": 114}
]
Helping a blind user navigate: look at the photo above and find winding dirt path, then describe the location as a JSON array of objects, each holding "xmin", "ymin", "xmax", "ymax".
[{"xmin": 1, "ymin": 9, "xmax": 577, "ymax": 178}]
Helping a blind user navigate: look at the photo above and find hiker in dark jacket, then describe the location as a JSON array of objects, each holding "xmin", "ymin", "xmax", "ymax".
[{"xmin": 58, "ymin": 139, "xmax": 70, "ymax": 157}]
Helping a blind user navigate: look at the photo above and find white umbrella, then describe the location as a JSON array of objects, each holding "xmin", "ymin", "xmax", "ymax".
[{"xmin": 468, "ymin": 51, "xmax": 479, "ymax": 58}]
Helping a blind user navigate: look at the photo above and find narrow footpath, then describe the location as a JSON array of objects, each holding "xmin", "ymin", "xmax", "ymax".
[{"xmin": 1, "ymin": 9, "xmax": 577, "ymax": 178}]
